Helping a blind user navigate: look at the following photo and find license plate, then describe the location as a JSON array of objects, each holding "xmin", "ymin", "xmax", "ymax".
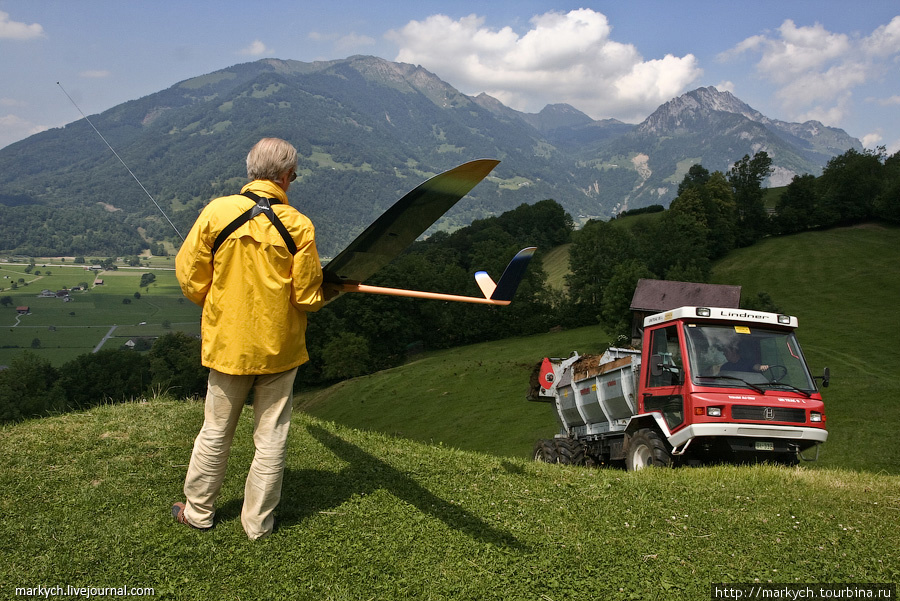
[{"xmin": 755, "ymin": 441, "xmax": 774, "ymax": 451}]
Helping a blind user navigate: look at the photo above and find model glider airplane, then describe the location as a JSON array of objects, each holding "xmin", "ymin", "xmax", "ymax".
[{"xmin": 322, "ymin": 159, "xmax": 536, "ymax": 306}]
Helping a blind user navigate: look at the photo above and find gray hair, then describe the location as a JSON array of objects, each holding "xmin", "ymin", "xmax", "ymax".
[{"xmin": 246, "ymin": 138, "xmax": 297, "ymax": 181}]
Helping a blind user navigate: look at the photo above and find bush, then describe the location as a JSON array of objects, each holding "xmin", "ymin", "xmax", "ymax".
[
  {"xmin": 148, "ymin": 332, "xmax": 208, "ymax": 398},
  {"xmin": 0, "ymin": 352, "xmax": 65, "ymax": 422},
  {"xmin": 56, "ymin": 350, "xmax": 151, "ymax": 409}
]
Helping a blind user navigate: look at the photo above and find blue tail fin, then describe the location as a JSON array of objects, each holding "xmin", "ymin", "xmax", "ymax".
[{"xmin": 474, "ymin": 247, "xmax": 536, "ymax": 302}]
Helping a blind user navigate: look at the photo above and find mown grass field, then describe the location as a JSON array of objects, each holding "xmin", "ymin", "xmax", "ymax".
[
  {"xmin": 1, "ymin": 400, "xmax": 897, "ymax": 600},
  {"xmin": 0, "ymin": 259, "xmax": 199, "ymax": 366}
]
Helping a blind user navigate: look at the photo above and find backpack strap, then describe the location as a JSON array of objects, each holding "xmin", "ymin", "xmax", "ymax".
[{"xmin": 211, "ymin": 191, "xmax": 298, "ymax": 256}]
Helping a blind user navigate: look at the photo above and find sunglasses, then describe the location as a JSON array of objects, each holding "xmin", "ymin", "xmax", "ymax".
[{"xmin": 289, "ymin": 170, "xmax": 297, "ymax": 182}]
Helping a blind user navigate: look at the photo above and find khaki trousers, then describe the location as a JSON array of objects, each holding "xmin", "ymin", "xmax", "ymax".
[{"xmin": 183, "ymin": 367, "xmax": 297, "ymax": 539}]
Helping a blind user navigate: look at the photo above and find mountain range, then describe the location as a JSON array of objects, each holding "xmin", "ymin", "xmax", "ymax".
[{"xmin": 0, "ymin": 55, "xmax": 862, "ymax": 257}]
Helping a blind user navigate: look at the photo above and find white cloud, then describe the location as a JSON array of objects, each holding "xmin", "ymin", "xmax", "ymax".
[
  {"xmin": 869, "ymin": 95, "xmax": 900, "ymax": 106},
  {"xmin": 722, "ymin": 17, "xmax": 900, "ymax": 128},
  {"xmin": 861, "ymin": 131, "xmax": 883, "ymax": 148},
  {"xmin": 387, "ymin": 9, "xmax": 701, "ymax": 122},
  {"xmin": 0, "ymin": 11, "xmax": 44, "ymax": 40},
  {"xmin": 239, "ymin": 40, "xmax": 270, "ymax": 56},
  {"xmin": 886, "ymin": 137, "xmax": 900, "ymax": 155},
  {"xmin": 715, "ymin": 80, "xmax": 736, "ymax": 94},
  {"xmin": 791, "ymin": 92, "xmax": 853, "ymax": 126},
  {"xmin": 863, "ymin": 16, "xmax": 900, "ymax": 57}
]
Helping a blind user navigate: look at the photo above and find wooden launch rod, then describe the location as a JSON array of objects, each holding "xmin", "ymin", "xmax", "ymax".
[{"xmin": 339, "ymin": 283, "xmax": 512, "ymax": 306}]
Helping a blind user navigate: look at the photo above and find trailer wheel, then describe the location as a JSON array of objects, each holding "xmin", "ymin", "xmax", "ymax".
[
  {"xmin": 533, "ymin": 439, "xmax": 560, "ymax": 463},
  {"xmin": 626, "ymin": 429, "xmax": 672, "ymax": 471},
  {"xmin": 555, "ymin": 438, "xmax": 586, "ymax": 466}
]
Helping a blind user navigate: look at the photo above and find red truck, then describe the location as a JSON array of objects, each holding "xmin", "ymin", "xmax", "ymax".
[{"xmin": 530, "ymin": 306, "xmax": 830, "ymax": 470}]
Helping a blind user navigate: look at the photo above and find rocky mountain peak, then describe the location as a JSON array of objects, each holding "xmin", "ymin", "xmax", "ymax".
[{"xmin": 637, "ymin": 86, "xmax": 761, "ymax": 134}]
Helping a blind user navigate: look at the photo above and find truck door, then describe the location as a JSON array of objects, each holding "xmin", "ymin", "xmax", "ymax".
[{"xmin": 643, "ymin": 324, "xmax": 685, "ymax": 431}]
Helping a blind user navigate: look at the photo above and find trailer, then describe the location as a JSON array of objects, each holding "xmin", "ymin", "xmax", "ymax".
[{"xmin": 530, "ymin": 306, "xmax": 829, "ymax": 470}]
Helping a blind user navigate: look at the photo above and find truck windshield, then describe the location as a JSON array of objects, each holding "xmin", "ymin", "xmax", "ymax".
[{"xmin": 683, "ymin": 323, "xmax": 816, "ymax": 393}]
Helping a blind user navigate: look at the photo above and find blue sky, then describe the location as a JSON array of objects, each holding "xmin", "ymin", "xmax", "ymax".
[{"xmin": 1, "ymin": 1, "xmax": 898, "ymax": 153}]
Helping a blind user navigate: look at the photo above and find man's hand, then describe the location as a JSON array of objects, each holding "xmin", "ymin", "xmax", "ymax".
[{"xmin": 322, "ymin": 283, "xmax": 343, "ymax": 302}]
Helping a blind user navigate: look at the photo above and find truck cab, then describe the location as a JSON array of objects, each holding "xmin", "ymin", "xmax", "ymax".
[{"xmin": 638, "ymin": 307, "xmax": 828, "ymax": 465}]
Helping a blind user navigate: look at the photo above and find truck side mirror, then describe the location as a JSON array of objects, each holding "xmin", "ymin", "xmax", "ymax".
[
  {"xmin": 814, "ymin": 366, "xmax": 830, "ymax": 388},
  {"xmin": 650, "ymin": 354, "xmax": 663, "ymax": 377}
]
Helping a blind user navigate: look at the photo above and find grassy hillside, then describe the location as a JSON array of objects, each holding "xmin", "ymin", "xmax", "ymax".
[
  {"xmin": 1, "ymin": 400, "xmax": 898, "ymax": 600},
  {"xmin": 298, "ymin": 324, "xmax": 611, "ymax": 458},
  {"xmin": 301, "ymin": 223, "xmax": 900, "ymax": 474},
  {"xmin": 541, "ymin": 242, "xmax": 571, "ymax": 291}
]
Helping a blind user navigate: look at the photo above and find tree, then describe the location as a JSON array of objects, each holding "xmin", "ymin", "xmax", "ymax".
[
  {"xmin": 56, "ymin": 350, "xmax": 151, "ymax": 409},
  {"xmin": 148, "ymin": 332, "xmax": 208, "ymax": 398},
  {"xmin": 321, "ymin": 332, "xmax": 373, "ymax": 381},
  {"xmin": 774, "ymin": 174, "xmax": 820, "ymax": 234},
  {"xmin": 566, "ymin": 219, "xmax": 636, "ymax": 310},
  {"xmin": 0, "ymin": 296, "xmax": 12, "ymax": 308},
  {"xmin": 139, "ymin": 273, "xmax": 156, "ymax": 288},
  {"xmin": 818, "ymin": 147, "xmax": 885, "ymax": 225},
  {"xmin": 677, "ymin": 164, "xmax": 710, "ymax": 196},
  {"xmin": 728, "ymin": 151, "xmax": 773, "ymax": 246},
  {"xmin": 668, "ymin": 171, "xmax": 736, "ymax": 259},
  {"xmin": 0, "ymin": 352, "xmax": 65, "ymax": 422},
  {"xmin": 875, "ymin": 151, "xmax": 900, "ymax": 223},
  {"xmin": 599, "ymin": 259, "xmax": 656, "ymax": 338},
  {"xmin": 643, "ymin": 211, "xmax": 712, "ymax": 281}
]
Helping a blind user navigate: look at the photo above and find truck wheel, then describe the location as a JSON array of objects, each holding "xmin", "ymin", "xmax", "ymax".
[
  {"xmin": 626, "ymin": 429, "xmax": 672, "ymax": 471},
  {"xmin": 533, "ymin": 439, "xmax": 560, "ymax": 463},
  {"xmin": 555, "ymin": 438, "xmax": 586, "ymax": 466}
]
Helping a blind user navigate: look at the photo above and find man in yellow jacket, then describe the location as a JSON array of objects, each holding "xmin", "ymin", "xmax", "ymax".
[{"xmin": 172, "ymin": 137, "xmax": 327, "ymax": 539}]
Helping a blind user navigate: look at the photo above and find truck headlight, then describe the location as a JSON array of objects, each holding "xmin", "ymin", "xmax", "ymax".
[
  {"xmin": 810, "ymin": 412, "xmax": 823, "ymax": 422},
  {"xmin": 707, "ymin": 407, "xmax": 722, "ymax": 417}
]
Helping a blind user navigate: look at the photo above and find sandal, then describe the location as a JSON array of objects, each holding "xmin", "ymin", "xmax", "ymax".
[{"xmin": 171, "ymin": 502, "xmax": 211, "ymax": 531}]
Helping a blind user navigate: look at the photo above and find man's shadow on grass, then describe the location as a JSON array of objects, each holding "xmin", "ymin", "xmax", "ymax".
[{"xmin": 257, "ymin": 425, "xmax": 525, "ymax": 550}]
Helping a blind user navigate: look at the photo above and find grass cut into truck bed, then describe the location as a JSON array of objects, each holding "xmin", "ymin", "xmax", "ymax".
[{"xmin": 1, "ymin": 399, "xmax": 898, "ymax": 600}]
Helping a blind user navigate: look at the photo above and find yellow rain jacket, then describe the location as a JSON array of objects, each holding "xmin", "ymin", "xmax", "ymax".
[{"xmin": 176, "ymin": 180, "xmax": 325, "ymax": 375}]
